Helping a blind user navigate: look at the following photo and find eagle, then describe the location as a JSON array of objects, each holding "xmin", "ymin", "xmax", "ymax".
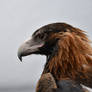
[{"xmin": 18, "ymin": 23, "xmax": 92, "ymax": 92}]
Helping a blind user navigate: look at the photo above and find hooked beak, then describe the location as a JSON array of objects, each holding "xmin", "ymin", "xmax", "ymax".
[{"xmin": 18, "ymin": 37, "xmax": 44, "ymax": 61}]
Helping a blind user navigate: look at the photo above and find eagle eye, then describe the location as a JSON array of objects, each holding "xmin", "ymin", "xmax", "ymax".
[
  {"xmin": 35, "ymin": 33, "xmax": 46, "ymax": 40},
  {"xmin": 39, "ymin": 34, "xmax": 45, "ymax": 39}
]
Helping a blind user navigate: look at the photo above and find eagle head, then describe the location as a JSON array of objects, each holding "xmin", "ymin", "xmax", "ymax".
[{"xmin": 18, "ymin": 23, "xmax": 90, "ymax": 62}]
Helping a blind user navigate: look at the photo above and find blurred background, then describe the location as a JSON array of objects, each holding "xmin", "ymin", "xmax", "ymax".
[{"xmin": 0, "ymin": 0, "xmax": 92, "ymax": 92}]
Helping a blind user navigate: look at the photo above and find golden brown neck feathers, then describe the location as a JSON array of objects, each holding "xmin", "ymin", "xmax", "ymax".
[{"xmin": 44, "ymin": 27, "xmax": 92, "ymax": 81}]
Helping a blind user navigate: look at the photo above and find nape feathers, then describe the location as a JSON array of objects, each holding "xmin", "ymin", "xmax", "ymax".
[{"xmin": 41, "ymin": 23, "xmax": 92, "ymax": 88}]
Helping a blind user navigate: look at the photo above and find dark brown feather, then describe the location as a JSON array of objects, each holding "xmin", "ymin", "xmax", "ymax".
[{"xmin": 42, "ymin": 23, "xmax": 92, "ymax": 88}]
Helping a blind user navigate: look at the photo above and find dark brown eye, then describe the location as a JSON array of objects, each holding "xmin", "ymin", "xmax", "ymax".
[
  {"xmin": 39, "ymin": 34, "xmax": 44, "ymax": 39},
  {"xmin": 37, "ymin": 33, "xmax": 47, "ymax": 40},
  {"xmin": 34, "ymin": 33, "xmax": 47, "ymax": 40}
]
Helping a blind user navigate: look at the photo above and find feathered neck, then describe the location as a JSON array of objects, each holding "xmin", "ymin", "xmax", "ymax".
[{"xmin": 43, "ymin": 29, "xmax": 92, "ymax": 81}]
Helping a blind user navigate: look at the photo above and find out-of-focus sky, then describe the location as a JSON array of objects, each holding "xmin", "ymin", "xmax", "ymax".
[{"xmin": 0, "ymin": 0, "xmax": 92, "ymax": 92}]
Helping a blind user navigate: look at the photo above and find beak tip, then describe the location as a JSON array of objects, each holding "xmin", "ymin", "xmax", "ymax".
[
  {"xmin": 18, "ymin": 52, "xmax": 22, "ymax": 62},
  {"xmin": 18, "ymin": 55, "xmax": 22, "ymax": 62},
  {"xmin": 19, "ymin": 56, "xmax": 22, "ymax": 62}
]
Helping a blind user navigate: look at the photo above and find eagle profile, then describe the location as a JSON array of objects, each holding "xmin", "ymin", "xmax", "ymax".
[{"xmin": 18, "ymin": 23, "xmax": 92, "ymax": 92}]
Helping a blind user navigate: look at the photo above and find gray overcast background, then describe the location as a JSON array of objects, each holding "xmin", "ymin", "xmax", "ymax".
[{"xmin": 0, "ymin": 0, "xmax": 92, "ymax": 92}]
